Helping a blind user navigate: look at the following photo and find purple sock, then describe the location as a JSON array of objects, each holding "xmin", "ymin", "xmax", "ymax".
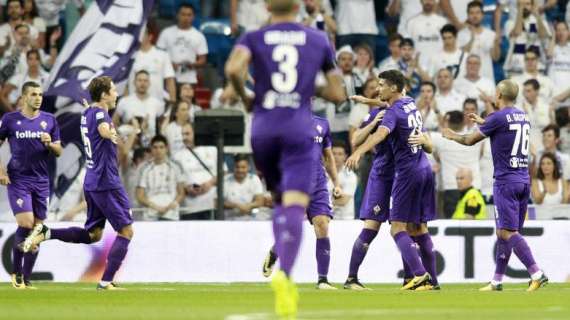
[
  {"xmin": 348, "ymin": 228, "xmax": 378, "ymax": 278},
  {"xmin": 413, "ymin": 233, "xmax": 438, "ymax": 285},
  {"xmin": 50, "ymin": 227, "xmax": 91, "ymax": 244},
  {"xmin": 101, "ymin": 236, "xmax": 130, "ymax": 282},
  {"xmin": 22, "ymin": 247, "xmax": 39, "ymax": 282},
  {"xmin": 402, "ymin": 258, "xmax": 413, "ymax": 279},
  {"xmin": 12, "ymin": 227, "xmax": 30, "ymax": 274},
  {"xmin": 393, "ymin": 231, "xmax": 426, "ymax": 276},
  {"xmin": 272, "ymin": 204, "xmax": 304, "ymax": 277},
  {"xmin": 316, "ymin": 237, "xmax": 330, "ymax": 278},
  {"xmin": 493, "ymin": 238, "xmax": 512, "ymax": 282},
  {"xmin": 509, "ymin": 234, "xmax": 540, "ymax": 275}
]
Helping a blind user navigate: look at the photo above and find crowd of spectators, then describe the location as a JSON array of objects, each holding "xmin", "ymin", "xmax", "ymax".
[{"xmin": 1, "ymin": 0, "xmax": 570, "ymax": 222}]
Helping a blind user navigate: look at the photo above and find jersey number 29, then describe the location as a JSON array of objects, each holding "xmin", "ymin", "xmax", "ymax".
[{"xmin": 407, "ymin": 111, "xmax": 423, "ymax": 153}]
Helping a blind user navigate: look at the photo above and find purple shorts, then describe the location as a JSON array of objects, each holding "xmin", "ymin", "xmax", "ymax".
[
  {"xmin": 389, "ymin": 166, "xmax": 436, "ymax": 224},
  {"xmin": 360, "ymin": 173, "xmax": 393, "ymax": 222},
  {"xmin": 7, "ymin": 180, "xmax": 49, "ymax": 220},
  {"xmin": 307, "ymin": 175, "xmax": 332, "ymax": 221},
  {"xmin": 252, "ymin": 128, "xmax": 314, "ymax": 197},
  {"xmin": 84, "ymin": 187, "xmax": 133, "ymax": 232},
  {"xmin": 493, "ymin": 183, "xmax": 529, "ymax": 231}
]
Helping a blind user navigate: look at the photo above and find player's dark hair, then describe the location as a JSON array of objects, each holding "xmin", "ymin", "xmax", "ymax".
[
  {"xmin": 463, "ymin": 98, "xmax": 478, "ymax": 109},
  {"xmin": 536, "ymin": 152, "xmax": 561, "ymax": 180},
  {"xmin": 151, "ymin": 135, "xmax": 169, "ymax": 146},
  {"xmin": 378, "ymin": 70, "xmax": 406, "ymax": 93},
  {"xmin": 467, "ymin": 0, "xmax": 483, "ymax": 12},
  {"xmin": 523, "ymin": 79, "xmax": 540, "ymax": 91},
  {"xmin": 22, "ymin": 81, "xmax": 41, "ymax": 95},
  {"xmin": 400, "ymin": 38, "xmax": 414, "ymax": 48},
  {"xmin": 177, "ymin": 3, "xmax": 195, "ymax": 14},
  {"xmin": 26, "ymin": 49, "xmax": 40, "ymax": 60},
  {"xmin": 388, "ymin": 33, "xmax": 404, "ymax": 44},
  {"xmin": 440, "ymin": 24, "xmax": 458, "ymax": 37},
  {"xmin": 135, "ymin": 69, "xmax": 150, "ymax": 78},
  {"xmin": 446, "ymin": 110, "xmax": 465, "ymax": 126},
  {"xmin": 421, "ymin": 81, "xmax": 436, "ymax": 93},
  {"xmin": 542, "ymin": 124, "xmax": 560, "ymax": 138},
  {"xmin": 88, "ymin": 76, "xmax": 113, "ymax": 103},
  {"xmin": 332, "ymin": 140, "xmax": 347, "ymax": 154},
  {"xmin": 234, "ymin": 153, "xmax": 250, "ymax": 165}
]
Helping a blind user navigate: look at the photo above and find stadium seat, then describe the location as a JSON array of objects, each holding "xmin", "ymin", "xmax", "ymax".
[
  {"xmin": 200, "ymin": 19, "xmax": 235, "ymax": 78},
  {"xmin": 195, "ymin": 86, "xmax": 212, "ymax": 109},
  {"xmin": 158, "ymin": 0, "xmax": 202, "ymax": 26}
]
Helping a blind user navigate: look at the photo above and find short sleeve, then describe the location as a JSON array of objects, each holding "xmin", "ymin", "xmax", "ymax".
[
  {"xmin": 341, "ymin": 171, "xmax": 358, "ymax": 196},
  {"xmin": 0, "ymin": 114, "xmax": 10, "ymax": 140},
  {"xmin": 174, "ymin": 161, "xmax": 185, "ymax": 183},
  {"xmin": 479, "ymin": 112, "xmax": 502, "ymax": 137},
  {"xmin": 251, "ymin": 174, "xmax": 264, "ymax": 195},
  {"xmin": 359, "ymin": 108, "xmax": 379, "ymax": 129},
  {"xmin": 236, "ymin": 32, "xmax": 253, "ymax": 54},
  {"xmin": 95, "ymin": 110, "xmax": 110, "ymax": 126},
  {"xmin": 137, "ymin": 166, "xmax": 149, "ymax": 188},
  {"xmin": 379, "ymin": 107, "xmax": 397, "ymax": 133},
  {"xmin": 195, "ymin": 31, "xmax": 208, "ymax": 55},
  {"xmin": 161, "ymin": 51, "xmax": 175, "ymax": 79},
  {"xmin": 323, "ymin": 122, "xmax": 332, "ymax": 149},
  {"xmin": 156, "ymin": 29, "xmax": 168, "ymax": 51},
  {"xmin": 50, "ymin": 116, "xmax": 61, "ymax": 142}
]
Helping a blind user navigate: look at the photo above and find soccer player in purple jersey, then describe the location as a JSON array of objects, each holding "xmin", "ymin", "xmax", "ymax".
[
  {"xmin": 442, "ymin": 79, "xmax": 548, "ymax": 292},
  {"xmin": 225, "ymin": 0, "xmax": 345, "ymax": 316},
  {"xmin": 0, "ymin": 82, "xmax": 62, "ymax": 289},
  {"xmin": 262, "ymin": 115, "xmax": 342, "ymax": 290},
  {"xmin": 346, "ymin": 70, "xmax": 438, "ymax": 291},
  {"xmin": 23, "ymin": 76, "xmax": 135, "ymax": 291}
]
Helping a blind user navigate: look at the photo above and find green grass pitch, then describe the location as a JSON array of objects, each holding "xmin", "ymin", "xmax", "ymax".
[{"xmin": 1, "ymin": 283, "xmax": 569, "ymax": 320}]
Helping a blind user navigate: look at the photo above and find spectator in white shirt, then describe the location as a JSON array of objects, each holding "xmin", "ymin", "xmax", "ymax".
[
  {"xmin": 531, "ymin": 152, "xmax": 569, "ymax": 205},
  {"xmin": 348, "ymin": 78, "xmax": 380, "ymax": 150},
  {"xmin": 458, "ymin": 1, "xmax": 501, "ymax": 83},
  {"xmin": 353, "ymin": 43, "xmax": 378, "ymax": 84},
  {"xmin": 174, "ymin": 123, "xmax": 224, "ymax": 220},
  {"xmin": 417, "ymin": 81, "xmax": 441, "ymax": 132},
  {"xmin": 230, "ymin": 0, "xmax": 269, "ymax": 35},
  {"xmin": 128, "ymin": 23, "xmax": 176, "ymax": 103},
  {"xmin": 494, "ymin": 0, "xmax": 556, "ymax": 37},
  {"xmin": 462, "ymin": 98, "xmax": 479, "ymax": 132},
  {"xmin": 440, "ymin": 0, "xmax": 473, "ymax": 30},
  {"xmin": 386, "ymin": 0, "xmax": 422, "ymax": 36},
  {"xmin": 435, "ymin": 67, "xmax": 466, "ymax": 114},
  {"xmin": 432, "ymin": 110, "xmax": 482, "ymax": 218},
  {"xmin": 511, "ymin": 47, "xmax": 554, "ymax": 103},
  {"xmin": 1, "ymin": 49, "xmax": 47, "ymax": 111},
  {"xmin": 178, "ymin": 82, "xmax": 202, "ymax": 122},
  {"xmin": 397, "ymin": 38, "xmax": 431, "ymax": 97},
  {"xmin": 157, "ymin": 3, "xmax": 208, "ymax": 84},
  {"xmin": 404, "ymin": 0, "xmax": 448, "ymax": 68},
  {"xmin": 331, "ymin": 140, "xmax": 357, "ymax": 219},
  {"xmin": 522, "ymin": 79, "xmax": 552, "ymax": 150},
  {"xmin": 114, "ymin": 70, "xmax": 165, "ymax": 147},
  {"xmin": 0, "ymin": 0, "xmax": 39, "ymax": 55},
  {"xmin": 299, "ymin": 0, "xmax": 336, "ymax": 43},
  {"xmin": 378, "ymin": 33, "xmax": 403, "ymax": 72},
  {"xmin": 454, "ymin": 54, "xmax": 496, "ymax": 113},
  {"xmin": 35, "ymin": 0, "xmax": 84, "ymax": 50},
  {"xmin": 335, "ymin": 0, "xmax": 378, "ymax": 57},
  {"xmin": 136, "ymin": 135, "xmax": 185, "ymax": 221},
  {"xmin": 223, "ymin": 154, "xmax": 265, "ymax": 220},
  {"xmin": 532, "ymin": 124, "xmax": 570, "ymax": 180},
  {"xmin": 427, "ymin": 23, "xmax": 465, "ymax": 78},
  {"xmin": 503, "ymin": 0, "xmax": 551, "ymax": 77},
  {"xmin": 547, "ymin": 20, "xmax": 570, "ymax": 107},
  {"xmin": 22, "ymin": 0, "xmax": 46, "ymax": 49},
  {"xmin": 162, "ymin": 100, "xmax": 191, "ymax": 156}
]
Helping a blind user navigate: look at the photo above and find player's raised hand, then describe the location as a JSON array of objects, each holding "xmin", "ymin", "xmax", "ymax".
[
  {"xmin": 345, "ymin": 151, "xmax": 362, "ymax": 171},
  {"xmin": 467, "ymin": 113, "xmax": 485, "ymax": 125},
  {"xmin": 40, "ymin": 132, "xmax": 51, "ymax": 147},
  {"xmin": 350, "ymin": 95, "xmax": 367, "ymax": 104},
  {"xmin": 109, "ymin": 128, "xmax": 119, "ymax": 144}
]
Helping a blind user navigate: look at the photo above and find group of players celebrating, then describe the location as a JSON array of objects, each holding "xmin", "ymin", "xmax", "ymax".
[
  {"xmin": 225, "ymin": 0, "xmax": 548, "ymax": 318},
  {"xmin": 0, "ymin": 0, "xmax": 549, "ymax": 319}
]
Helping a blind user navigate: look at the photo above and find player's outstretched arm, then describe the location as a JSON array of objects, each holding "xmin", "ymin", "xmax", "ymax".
[
  {"xmin": 323, "ymin": 147, "xmax": 342, "ymax": 198},
  {"xmin": 351, "ymin": 110, "xmax": 385, "ymax": 149},
  {"xmin": 346, "ymin": 127, "xmax": 389, "ymax": 170},
  {"xmin": 442, "ymin": 128, "xmax": 486, "ymax": 146},
  {"xmin": 350, "ymin": 95, "xmax": 386, "ymax": 107},
  {"xmin": 225, "ymin": 47, "xmax": 253, "ymax": 111},
  {"xmin": 316, "ymin": 70, "xmax": 346, "ymax": 104}
]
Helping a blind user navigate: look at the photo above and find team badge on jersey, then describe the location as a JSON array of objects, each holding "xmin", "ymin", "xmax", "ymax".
[
  {"xmin": 373, "ymin": 205, "xmax": 381, "ymax": 215},
  {"xmin": 40, "ymin": 121, "xmax": 47, "ymax": 130},
  {"xmin": 16, "ymin": 198, "xmax": 23, "ymax": 208},
  {"xmin": 316, "ymin": 125, "xmax": 323, "ymax": 134}
]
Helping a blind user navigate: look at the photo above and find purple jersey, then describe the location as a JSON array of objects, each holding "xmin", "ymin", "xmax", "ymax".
[
  {"xmin": 236, "ymin": 22, "xmax": 336, "ymax": 133},
  {"xmin": 360, "ymin": 107, "xmax": 395, "ymax": 178},
  {"xmin": 380, "ymin": 97, "xmax": 430, "ymax": 175},
  {"xmin": 81, "ymin": 107, "xmax": 122, "ymax": 191},
  {"xmin": 0, "ymin": 111, "xmax": 60, "ymax": 182},
  {"xmin": 479, "ymin": 106, "xmax": 530, "ymax": 185},
  {"xmin": 311, "ymin": 115, "xmax": 332, "ymax": 182}
]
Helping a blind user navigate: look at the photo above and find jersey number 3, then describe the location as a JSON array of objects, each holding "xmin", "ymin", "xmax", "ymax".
[{"xmin": 271, "ymin": 45, "xmax": 298, "ymax": 93}]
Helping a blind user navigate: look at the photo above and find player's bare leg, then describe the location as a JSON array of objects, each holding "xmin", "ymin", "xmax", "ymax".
[
  {"xmin": 312, "ymin": 215, "xmax": 335, "ymax": 290},
  {"xmin": 391, "ymin": 221, "xmax": 430, "ymax": 290},
  {"xmin": 345, "ymin": 219, "xmax": 380, "ymax": 290}
]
